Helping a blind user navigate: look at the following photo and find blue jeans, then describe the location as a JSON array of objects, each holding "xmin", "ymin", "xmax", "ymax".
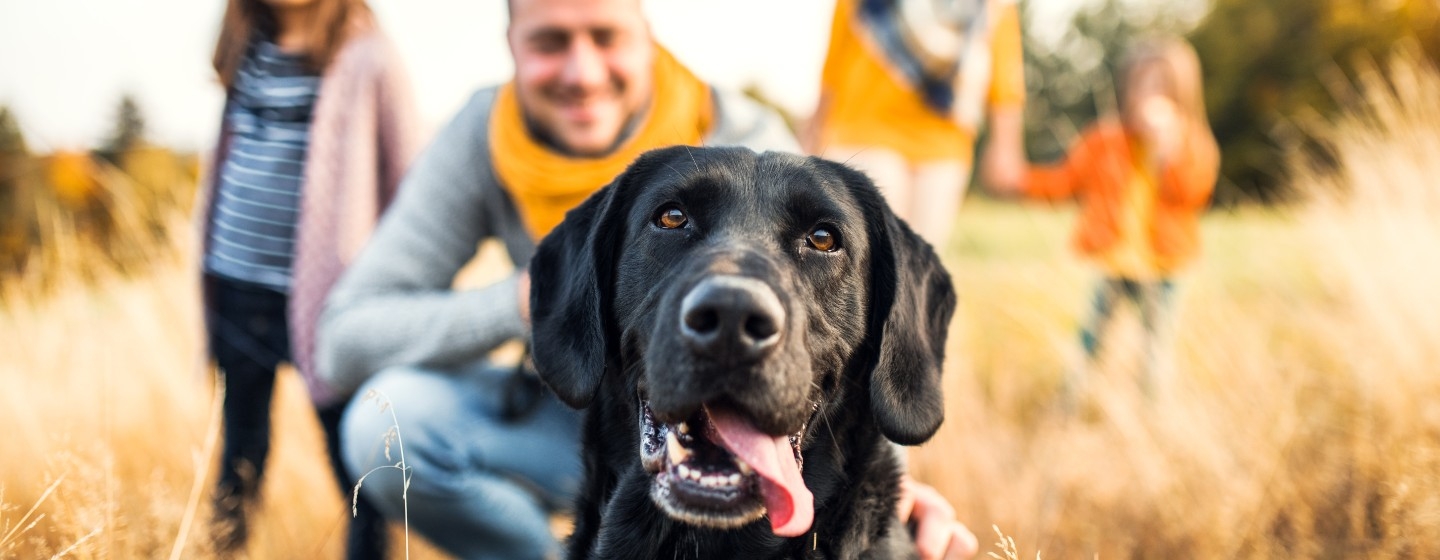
[{"xmin": 341, "ymin": 362, "xmax": 583, "ymax": 559}]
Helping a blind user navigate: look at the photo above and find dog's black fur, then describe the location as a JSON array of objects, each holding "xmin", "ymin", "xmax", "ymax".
[{"xmin": 529, "ymin": 147, "xmax": 956, "ymax": 559}]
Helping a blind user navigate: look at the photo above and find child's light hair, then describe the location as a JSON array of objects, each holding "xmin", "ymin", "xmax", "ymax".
[{"xmin": 1118, "ymin": 37, "xmax": 1220, "ymax": 160}]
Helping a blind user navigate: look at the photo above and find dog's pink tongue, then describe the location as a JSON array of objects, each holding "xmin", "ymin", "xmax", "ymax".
[{"xmin": 706, "ymin": 406, "xmax": 814, "ymax": 537}]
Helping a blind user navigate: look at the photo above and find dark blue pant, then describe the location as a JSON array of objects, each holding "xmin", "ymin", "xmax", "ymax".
[
  {"xmin": 208, "ymin": 274, "xmax": 388, "ymax": 558},
  {"xmin": 1077, "ymin": 276, "xmax": 1176, "ymax": 397}
]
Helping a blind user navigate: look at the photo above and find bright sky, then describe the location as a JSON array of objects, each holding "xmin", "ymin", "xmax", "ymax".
[{"xmin": 0, "ymin": 0, "xmax": 1086, "ymax": 151}]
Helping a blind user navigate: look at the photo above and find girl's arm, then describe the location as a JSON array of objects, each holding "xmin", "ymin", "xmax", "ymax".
[{"xmin": 372, "ymin": 34, "xmax": 422, "ymax": 209}]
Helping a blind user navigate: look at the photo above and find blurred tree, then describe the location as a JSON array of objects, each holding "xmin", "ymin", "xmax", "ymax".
[
  {"xmin": 0, "ymin": 106, "xmax": 34, "ymax": 273},
  {"xmin": 1020, "ymin": 0, "xmax": 1179, "ymax": 164},
  {"xmin": 1189, "ymin": 0, "xmax": 1440, "ymax": 202},
  {"xmin": 1018, "ymin": 0, "xmax": 1440, "ymax": 204},
  {"xmin": 0, "ymin": 106, "xmax": 27, "ymax": 155},
  {"xmin": 97, "ymin": 94, "xmax": 146, "ymax": 164}
]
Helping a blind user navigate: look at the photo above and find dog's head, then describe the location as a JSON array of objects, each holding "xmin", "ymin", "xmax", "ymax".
[{"xmin": 529, "ymin": 146, "xmax": 955, "ymax": 538}]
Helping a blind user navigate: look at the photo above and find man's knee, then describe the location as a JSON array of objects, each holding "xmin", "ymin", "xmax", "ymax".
[{"xmin": 341, "ymin": 366, "xmax": 470, "ymax": 513}]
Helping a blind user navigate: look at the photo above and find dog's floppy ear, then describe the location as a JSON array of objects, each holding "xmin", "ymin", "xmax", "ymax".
[
  {"xmin": 840, "ymin": 163, "xmax": 958, "ymax": 445},
  {"xmin": 528, "ymin": 148, "xmax": 678, "ymax": 408}
]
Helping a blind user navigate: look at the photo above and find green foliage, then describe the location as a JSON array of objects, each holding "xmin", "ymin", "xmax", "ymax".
[
  {"xmin": 0, "ymin": 106, "xmax": 35, "ymax": 274},
  {"xmin": 1020, "ymin": 0, "xmax": 1440, "ymax": 204},
  {"xmin": 1020, "ymin": 0, "xmax": 1181, "ymax": 164},
  {"xmin": 1189, "ymin": 0, "xmax": 1440, "ymax": 201}
]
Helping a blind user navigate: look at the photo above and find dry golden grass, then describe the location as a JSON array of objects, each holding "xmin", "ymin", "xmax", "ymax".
[
  {"xmin": 910, "ymin": 54, "xmax": 1440, "ymax": 559},
  {"xmin": 5, "ymin": 55, "xmax": 1440, "ymax": 559}
]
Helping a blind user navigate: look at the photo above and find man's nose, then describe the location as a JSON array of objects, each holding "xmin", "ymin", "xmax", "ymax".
[{"xmin": 559, "ymin": 36, "xmax": 607, "ymax": 89}]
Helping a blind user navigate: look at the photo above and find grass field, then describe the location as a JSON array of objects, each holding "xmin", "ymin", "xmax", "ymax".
[{"xmin": 4, "ymin": 60, "xmax": 1439, "ymax": 560}]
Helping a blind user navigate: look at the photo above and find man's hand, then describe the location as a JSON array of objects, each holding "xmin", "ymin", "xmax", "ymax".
[{"xmin": 897, "ymin": 475, "xmax": 979, "ymax": 560}]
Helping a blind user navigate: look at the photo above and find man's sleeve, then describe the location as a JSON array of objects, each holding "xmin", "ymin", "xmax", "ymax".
[
  {"xmin": 318, "ymin": 88, "xmax": 527, "ymax": 395},
  {"xmin": 706, "ymin": 88, "xmax": 803, "ymax": 154}
]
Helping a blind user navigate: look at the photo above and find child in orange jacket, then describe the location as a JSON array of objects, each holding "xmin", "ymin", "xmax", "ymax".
[{"xmin": 1016, "ymin": 37, "xmax": 1220, "ymax": 398}]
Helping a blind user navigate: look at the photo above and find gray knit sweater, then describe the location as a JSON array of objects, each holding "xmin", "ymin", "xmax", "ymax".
[{"xmin": 317, "ymin": 86, "xmax": 799, "ymax": 395}]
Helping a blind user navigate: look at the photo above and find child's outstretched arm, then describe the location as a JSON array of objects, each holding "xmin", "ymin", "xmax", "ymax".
[
  {"xmin": 1023, "ymin": 158, "xmax": 1077, "ymax": 201},
  {"xmin": 1018, "ymin": 125, "xmax": 1105, "ymax": 202}
]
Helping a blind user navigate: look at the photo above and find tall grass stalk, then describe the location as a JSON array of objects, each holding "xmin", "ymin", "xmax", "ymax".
[{"xmin": 352, "ymin": 389, "xmax": 413, "ymax": 560}]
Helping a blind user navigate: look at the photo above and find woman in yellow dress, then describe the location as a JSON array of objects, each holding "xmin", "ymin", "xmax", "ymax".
[{"xmin": 808, "ymin": 0, "xmax": 1027, "ymax": 247}]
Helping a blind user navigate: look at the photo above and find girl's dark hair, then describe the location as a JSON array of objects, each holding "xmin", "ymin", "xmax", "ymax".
[{"xmin": 212, "ymin": 0, "xmax": 373, "ymax": 89}]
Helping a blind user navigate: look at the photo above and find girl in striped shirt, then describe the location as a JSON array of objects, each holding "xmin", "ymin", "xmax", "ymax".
[{"xmin": 199, "ymin": 0, "xmax": 419, "ymax": 555}]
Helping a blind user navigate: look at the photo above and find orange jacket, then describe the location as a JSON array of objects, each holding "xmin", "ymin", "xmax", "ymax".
[{"xmin": 1024, "ymin": 120, "xmax": 1219, "ymax": 270}]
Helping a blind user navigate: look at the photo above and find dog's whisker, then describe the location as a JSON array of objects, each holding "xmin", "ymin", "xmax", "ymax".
[
  {"xmin": 683, "ymin": 145, "xmax": 699, "ymax": 173},
  {"xmin": 841, "ymin": 146, "xmax": 869, "ymax": 167},
  {"xmin": 660, "ymin": 160, "xmax": 688, "ymax": 179}
]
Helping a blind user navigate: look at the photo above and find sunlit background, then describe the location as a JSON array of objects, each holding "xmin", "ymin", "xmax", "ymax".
[
  {"xmin": 3, "ymin": 1, "xmax": 1440, "ymax": 558},
  {"xmin": 0, "ymin": 0, "xmax": 1116, "ymax": 149}
]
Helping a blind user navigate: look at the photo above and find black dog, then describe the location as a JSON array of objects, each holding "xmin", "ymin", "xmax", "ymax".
[{"xmin": 529, "ymin": 146, "xmax": 956, "ymax": 559}]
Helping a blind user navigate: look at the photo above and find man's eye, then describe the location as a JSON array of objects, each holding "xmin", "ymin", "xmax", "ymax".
[
  {"xmin": 530, "ymin": 32, "xmax": 567, "ymax": 53},
  {"xmin": 592, "ymin": 29, "xmax": 615, "ymax": 48},
  {"xmin": 806, "ymin": 226, "xmax": 839, "ymax": 252},
  {"xmin": 655, "ymin": 206, "xmax": 688, "ymax": 229}
]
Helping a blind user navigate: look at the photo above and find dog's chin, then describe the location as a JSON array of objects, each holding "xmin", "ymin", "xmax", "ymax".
[{"xmin": 637, "ymin": 397, "xmax": 805, "ymax": 530}]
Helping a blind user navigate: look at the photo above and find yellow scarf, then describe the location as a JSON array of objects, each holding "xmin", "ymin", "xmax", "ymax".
[{"xmin": 490, "ymin": 47, "xmax": 714, "ymax": 239}]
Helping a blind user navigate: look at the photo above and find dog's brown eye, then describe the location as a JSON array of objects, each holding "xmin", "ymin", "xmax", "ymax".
[
  {"xmin": 656, "ymin": 206, "xmax": 688, "ymax": 229},
  {"xmin": 807, "ymin": 227, "xmax": 838, "ymax": 252}
]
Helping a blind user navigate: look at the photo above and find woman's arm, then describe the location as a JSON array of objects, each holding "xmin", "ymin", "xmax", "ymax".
[
  {"xmin": 371, "ymin": 33, "xmax": 423, "ymax": 208},
  {"xmin": 979, "ymin": 2, "xmax": 1027, "ymax": 193}
]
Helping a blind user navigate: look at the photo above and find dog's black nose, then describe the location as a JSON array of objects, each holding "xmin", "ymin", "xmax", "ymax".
[{"xmin": 680, "ymin": 275, "xmax": 784, "ymax": 362}]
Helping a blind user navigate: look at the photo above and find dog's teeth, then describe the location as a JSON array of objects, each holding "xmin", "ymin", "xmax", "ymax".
[
  {"xmin": 736, "ymin": 460, "xmax": 753, "ymax": 476},
  {"xmin": 677, "ymin": 422, "xmax": 689, "ymax": 435},
  {"xmin": 678, "ymin": 464, "xmax": 692, "ymax": 479},
  {"xmin": 666, "ymin": 432, "xmax": 689, "ymax": 465},
  {"xmin": 728, "ymin": 473, "xmax": 741, "ymax": 485}
]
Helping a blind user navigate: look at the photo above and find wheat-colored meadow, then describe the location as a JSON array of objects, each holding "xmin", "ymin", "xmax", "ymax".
[{"xmin": 4, "ymin": 57, "xmax": 1440, "ymax": 559}]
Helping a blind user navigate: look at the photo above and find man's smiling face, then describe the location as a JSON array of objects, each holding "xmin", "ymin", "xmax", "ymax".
[{"xmin": 507, "ymin": 0, "xmax": 655, "ymax": 157}]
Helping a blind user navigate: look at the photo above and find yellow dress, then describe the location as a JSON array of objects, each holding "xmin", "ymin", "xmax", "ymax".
[{"xmin": 814, "ymin": 0, "xmax": 1026, "ymax": 164}]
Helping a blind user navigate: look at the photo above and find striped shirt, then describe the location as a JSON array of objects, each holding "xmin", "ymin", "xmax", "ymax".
[{"xmin": 204, "ymin": 39, "xmax": 320, "ymax": 292}]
